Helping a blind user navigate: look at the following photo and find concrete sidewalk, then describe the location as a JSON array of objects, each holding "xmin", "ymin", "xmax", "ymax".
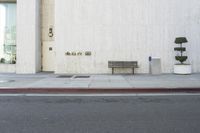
[{"xmin": 0, "ymin": 73, "xmax": 200, "ymax": 93}]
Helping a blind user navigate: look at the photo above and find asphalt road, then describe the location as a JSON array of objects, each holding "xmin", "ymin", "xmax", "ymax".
[{"xmin": 0, "ymin": 95, "xmax": 200, "ymax": 133}]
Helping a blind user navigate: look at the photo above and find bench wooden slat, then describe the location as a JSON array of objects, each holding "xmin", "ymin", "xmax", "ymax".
[
  {"xmin": 108, "ymin": 61, "xmax": 139, "ymax": 74},
  {"xmin": 108, "ymin": 61, "xmax": 138, "ymax": 68}
]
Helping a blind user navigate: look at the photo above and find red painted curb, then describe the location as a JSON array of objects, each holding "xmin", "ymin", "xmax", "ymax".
[{"xmin": 0, "ymin": 88, "xmax": 200, "ymax": 94}]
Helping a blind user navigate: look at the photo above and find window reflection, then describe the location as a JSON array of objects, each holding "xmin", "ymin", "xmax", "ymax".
[{"xmin": 0, "ymin": 3, "xmax": 16, "ymax": 64}]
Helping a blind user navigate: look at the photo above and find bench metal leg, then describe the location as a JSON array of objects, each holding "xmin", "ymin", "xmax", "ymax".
[
  {"xmin": 132, "ymin": 68, "xmax": 134, "ymax": 75},
  {"xmin": 112, "ymin": 68, "xmax": 114, "ymax": 74}
]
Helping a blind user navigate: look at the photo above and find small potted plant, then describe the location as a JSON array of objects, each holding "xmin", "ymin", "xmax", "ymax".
[{"xmin": 174, "ymin": 37, "xmax": 192, "ymax": 74}]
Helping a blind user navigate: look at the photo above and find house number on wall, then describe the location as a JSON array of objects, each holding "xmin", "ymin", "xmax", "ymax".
[{"xmin": 65, "ymin": 51, "xmax": 92, "ymax": 56}]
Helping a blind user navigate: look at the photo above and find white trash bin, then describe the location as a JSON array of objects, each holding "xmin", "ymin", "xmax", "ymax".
[{"xmin": 150, "ymin": 57, "xmax": 162, "ymax": 75}]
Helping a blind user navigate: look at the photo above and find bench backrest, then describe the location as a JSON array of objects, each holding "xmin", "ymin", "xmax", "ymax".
[{"xmin": 108, "ymin": 61, "xmax": 138, "ymax": 68}]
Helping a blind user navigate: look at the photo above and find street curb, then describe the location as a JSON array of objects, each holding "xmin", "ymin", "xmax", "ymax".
[{"xmin": 0, "ymin": 88, "xmax": 200, "ymax": 94}]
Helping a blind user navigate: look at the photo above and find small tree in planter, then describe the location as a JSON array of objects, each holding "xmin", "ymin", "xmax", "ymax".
[
  {"xmin": 174, "ymin": 37, "xmax": 188, "ymax": 64},
  {"xmin": 174, "ymin": 37, "xmax": 192, "ymax": 74}
]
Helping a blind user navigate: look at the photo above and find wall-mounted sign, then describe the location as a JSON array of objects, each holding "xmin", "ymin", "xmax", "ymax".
[
  {"xmin": 85, "ymin": 51, "xmax": 92, "ymax": 56},
  {"xmin": 71, "ymin": 52, "xmax": 76, "ymax": 56},
  {"xmin": 77, "ymin": 52, "xmax": 82, "ymax": 56},
  {"xmin": 65, "ymin": 52, "xmax": 71, "ymax": 56},
  {"xmin": 65, "ymin": 51, "xmax": 92, "ymax": 56}
]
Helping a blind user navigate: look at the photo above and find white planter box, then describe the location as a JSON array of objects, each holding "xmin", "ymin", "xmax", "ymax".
[{"xmin": 174, "ymin": 64, "xmax": 192, "ymax": 74}]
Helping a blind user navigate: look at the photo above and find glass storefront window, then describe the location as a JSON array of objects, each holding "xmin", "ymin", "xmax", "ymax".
[{"xmin": 0, "ymin": 3, "xmax": 16, "ymax": 64}]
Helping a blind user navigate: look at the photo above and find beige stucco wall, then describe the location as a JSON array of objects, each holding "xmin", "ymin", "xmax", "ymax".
[
  {"xmin": 16, "ymin": 0, "xmax": 41, "ymax": 74},
  {"xmin": 55, "ymin": 0, "xmax": 200, "ymax": 74},
  {"xmin": 15, "ymin": 0, "xmax": 53, "ymax": 74}
]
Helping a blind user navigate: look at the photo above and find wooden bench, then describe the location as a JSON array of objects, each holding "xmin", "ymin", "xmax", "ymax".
[{"xmin": 108, "ymin": 61, "xmax": 138, "ymax": 74}]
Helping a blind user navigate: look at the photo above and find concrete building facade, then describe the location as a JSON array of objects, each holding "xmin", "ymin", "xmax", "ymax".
[{"xmin": 0, "ymin": 0, "xmax": 200, "ymax": 74}]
